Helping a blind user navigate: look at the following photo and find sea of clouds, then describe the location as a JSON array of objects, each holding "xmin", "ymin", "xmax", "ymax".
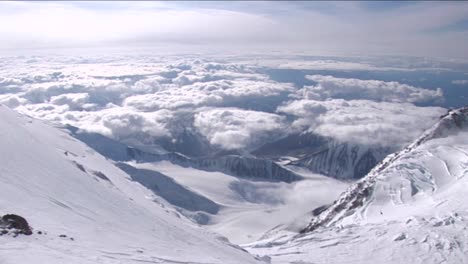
[{"xmin": 0, "ymin": 54, "xmax": 448, "ymax": 153}]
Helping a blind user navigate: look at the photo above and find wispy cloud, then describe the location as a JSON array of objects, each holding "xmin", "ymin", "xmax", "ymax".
[
  {"xmin": 0, "ymin": 1, "xmax": 467, "ymax": 58},
  {"xmin": 452, "ymin": 80, "xmax": 468, "ymax": 85}
]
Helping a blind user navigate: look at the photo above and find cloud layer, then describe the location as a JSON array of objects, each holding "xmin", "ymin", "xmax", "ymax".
[
  {"xmin": 452, "ymin": 80, "xmax": 468, "ymax": 85},
  {"xmin": 194, "ymin": 108, "xmax": 286, "ymax": 150},
  {"xmin": 303, "ymin": 75, "xmax": 443, "ymax": 104},
  {"xmin": 1, "ymin": 1, "xmax": 468, "ymax": 58},
  {"xmin": 0, "ymin": 54, "xmax": 449, "ymax": 151},
  {"xmin": 278, "ymin": 99, "xmax": 446, "ymax": 147}
]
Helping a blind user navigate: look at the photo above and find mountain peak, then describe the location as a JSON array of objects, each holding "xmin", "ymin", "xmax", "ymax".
[{"xmin": 301, "ymin": 106, "xmax": 468, "ymax": 233}]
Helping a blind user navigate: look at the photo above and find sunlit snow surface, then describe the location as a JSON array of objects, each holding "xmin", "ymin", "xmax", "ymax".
[
  {"xmin": 247, "ymin": 109, "xmax": 468, "ymax": 264},
  {"xmin": 126, "ymin": 161, "xmax": 347, "ymax": 244},
  {"xmin": 0, "ymin": 106, "xmax": 261, "ymax": 264},
  {"xmin": 1, "ymin": 3, "xmax": 468, "ymax": 260}
]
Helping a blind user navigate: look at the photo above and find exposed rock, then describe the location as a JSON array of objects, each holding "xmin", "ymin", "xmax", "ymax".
[
  {"xmin": 1, "ymin": 214, "xmax": 33, "ymax": 235},
  {"xmin": 253, "ymin": 132, "xmax": 392, "ymax": 180}
]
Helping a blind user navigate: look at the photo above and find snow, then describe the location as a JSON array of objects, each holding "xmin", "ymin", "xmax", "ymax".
[
  {"xmin": 2, "ymin": 101, "xmax": 467, "ymax": 264},
  {"xmin": 246, "ymin": 107, "xmax": 468, "ymax": 264},
  {"xmin": 125, "ymin": 161, "xmax": 348, "ymax": 244},
  {"xmin": 247, "ymin": 212, "xmax": 468, "ymax": 264},
  {"xmin": 0, "ymin": 105, "xmax": 261, "ymax": 264},
  {"xmin": 64, "ymin": 119, "xmax": 348, "ymax": 244}
]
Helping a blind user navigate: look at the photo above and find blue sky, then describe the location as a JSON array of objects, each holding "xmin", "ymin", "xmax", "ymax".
[{"xmin": 0, "ymin": 1, "xmax": 467, "ymax": 59}]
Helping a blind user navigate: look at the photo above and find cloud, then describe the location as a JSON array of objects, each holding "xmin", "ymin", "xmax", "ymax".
[
  {"xmin": 276, "ymin": 60, "xmax": 378, "ymax": 71},
  {"xmin": 49, "ymin": 93, "xmax": 90, "ymax": 110},
  {"xmin": 0, "ymin": 1, "xmax": 468, "ymax": 58},
  {"xmin": 61, "ymin": 107, "xmax": 173, "ymax": 143},
  {"xmin": 1, "ymin": 54, "xmax": 451, "ymax": 152},
  {"xmin": 123, "ymin": 65, "xmax": 294, "ymax": 112},
  {"xmin": 301, "ymin": 75, "xmax": 443, "ymax": 104},
  {"xmin": 193, "ymin": 108, "xmax": 287, "ymax": 150},
  {"xmin": 96, "ymin": 109, "xmax": 172, "ymax": 140},
  {"xmin": 0, "ymin": 94, "xmax": 27, "ymax": 108},
  {"xmin": 4, "ymin": 56, "xmax": 293, "ymax": 150},
  {"xmin": 277, "ymin": 99, "xmax": 446, "ymax": 147},
  {"xmin": 452, "ymin": 80, "xmax": 468, "ymax": 85},
  {"xmin": 0, "ymin": 2, "xmax": 278, "ymax": 51}
]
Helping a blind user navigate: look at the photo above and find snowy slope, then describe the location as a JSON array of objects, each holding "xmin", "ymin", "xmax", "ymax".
[
  {"xmin": 0, "ymin": 105, "xmax": 261, "ymax": 264},
  {"xmin": 64, "ymin": 123, "xmax": 346, "ymax": 244},
  {"xmin": 303, "ymin": 106, "xmax": 468, "ymax": 231},
  {"xmin": 120, "ymin": 161, "xmax": 348, "ymax": 244},
  {"xmin": 247, "ymin": 107, "xmax": 468, "ymax": 264}
]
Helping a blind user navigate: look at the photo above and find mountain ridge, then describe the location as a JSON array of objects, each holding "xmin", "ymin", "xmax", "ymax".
[{"xmin": 302, "ymin": 106, "xmax": 468, "ymax": 232}]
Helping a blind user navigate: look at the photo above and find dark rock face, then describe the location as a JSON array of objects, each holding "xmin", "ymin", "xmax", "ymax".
[
  {"xmin": 311, "ymin": 205, "xmax": 330, "ymax": 216},
  {"xmin": 1, "ymin": 214, "xmax": 33, "ymax": 235},
  {"xmin": 252, "ymin": 133, "xmax": 328, "ymax": 158},
  {"xmin": 192, "ymin": 155, "xmax": 302, "ymax": 183},
  {"xmin": 253, "ymin": 132, "xmax": 392, "ymax": 180},
  {"xmin": 353, "ymin": 150, "xmax": 378, "ymax": 179},
  {"xmin": 293, "ymin": 143, "xmax": 389, "ymax": 180},
  {"xmin": 69, "ymin": 126, "xmax": 301, "ymax": 183},
  {"xmin": 157, "ymin": 127, "xmax": 215, "ymax": 157}
]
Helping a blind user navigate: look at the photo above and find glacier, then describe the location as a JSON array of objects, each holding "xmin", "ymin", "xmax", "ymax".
[
  {"xmin": 247, "ymin": 107, "xmax": 468, "ymax": 264},
  {"xmin": 2, "ymin": 102, "xmax": 468, "ymax": 264}
]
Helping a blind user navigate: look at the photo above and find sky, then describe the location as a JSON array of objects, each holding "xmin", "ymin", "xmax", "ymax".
[
  {"xmin": 0, "ymin": 1, "xmax": 466, "ymax": 155},
  {"xmin": 0, "ymin": 1, "xmax": 467, "ymax": 59}
]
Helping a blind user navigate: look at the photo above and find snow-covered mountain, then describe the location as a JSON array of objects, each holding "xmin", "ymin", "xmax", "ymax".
[
  {"xmin": 253, "ymin": 132, "xmax": 392, "ymax": 179},
  {"xmin": 302, "ymin": 106, "xmax": 468, "ymax": 232},
  {"xmin": 0, "ymin": 105, "xmax": 262, "ymax": 264},
  {"xmin": 68, "ymin": 126, "xmax": 343, "ymax": 244},
  {"xmin": 70, "ymin": 128, "xmax": 302, "ymax": 183},
  {"xmin": 247, "ymin": 106, "xmax": 468, "ymax": 264},
  {"xmin": 3, "ymin": 99, "xmax": 465, "ymax": 264},
  {"xmin": 291, "ymin": 142, "xmax": 390, "ymax": 179}
]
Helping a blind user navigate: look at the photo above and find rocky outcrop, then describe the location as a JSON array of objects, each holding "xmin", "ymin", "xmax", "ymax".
[
  {"xmin": 254, "ymin": 132, "xmax": 391, "ymax": 180},
  {"xmin": 292, "ymin": 143, "xmax": 390, "ymax": 179},
  {"xmin": 0, "ymin": 214, "xmax": 33, "ymax": 236},
  {"xmin": 191, "ymin": 155, "xmax": 302, "ymax": 183}
]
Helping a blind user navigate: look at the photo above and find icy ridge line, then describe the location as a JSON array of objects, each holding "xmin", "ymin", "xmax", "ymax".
[{"xmin": 301, "ymin": 106, "xmax": 468, "ymax": 233}]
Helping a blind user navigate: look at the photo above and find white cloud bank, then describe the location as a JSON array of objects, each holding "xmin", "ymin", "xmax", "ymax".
[
  {"xmin": 0, "ymin": 55, "xmax": 449, "ymax": 151},
  {"xmin": 194, "ymin": 108, "xmax": 287, "ymax": 150},
  {"xmin": 278, "ymin": 99, "xmax": 446, "ymax": 147},
  {"xmin": 302, "ymin": 75, "xmax": 443, "ymax": 104}
]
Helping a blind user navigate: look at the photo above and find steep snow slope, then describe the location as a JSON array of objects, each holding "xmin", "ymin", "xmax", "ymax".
[
  {"xmin": 0, "ymin": 105, "xmax": 261, "ymax": 264},
  {"xmin": 303, "ymin": 107, "xmax": 468, "ymax": 231},
  {"xmin": 65, "ymin": 125, "xmax": 345, "ymax": 244},
  {"xmin": 247, "ymin": 107, "xmax": 468, "ymax": 264}
]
